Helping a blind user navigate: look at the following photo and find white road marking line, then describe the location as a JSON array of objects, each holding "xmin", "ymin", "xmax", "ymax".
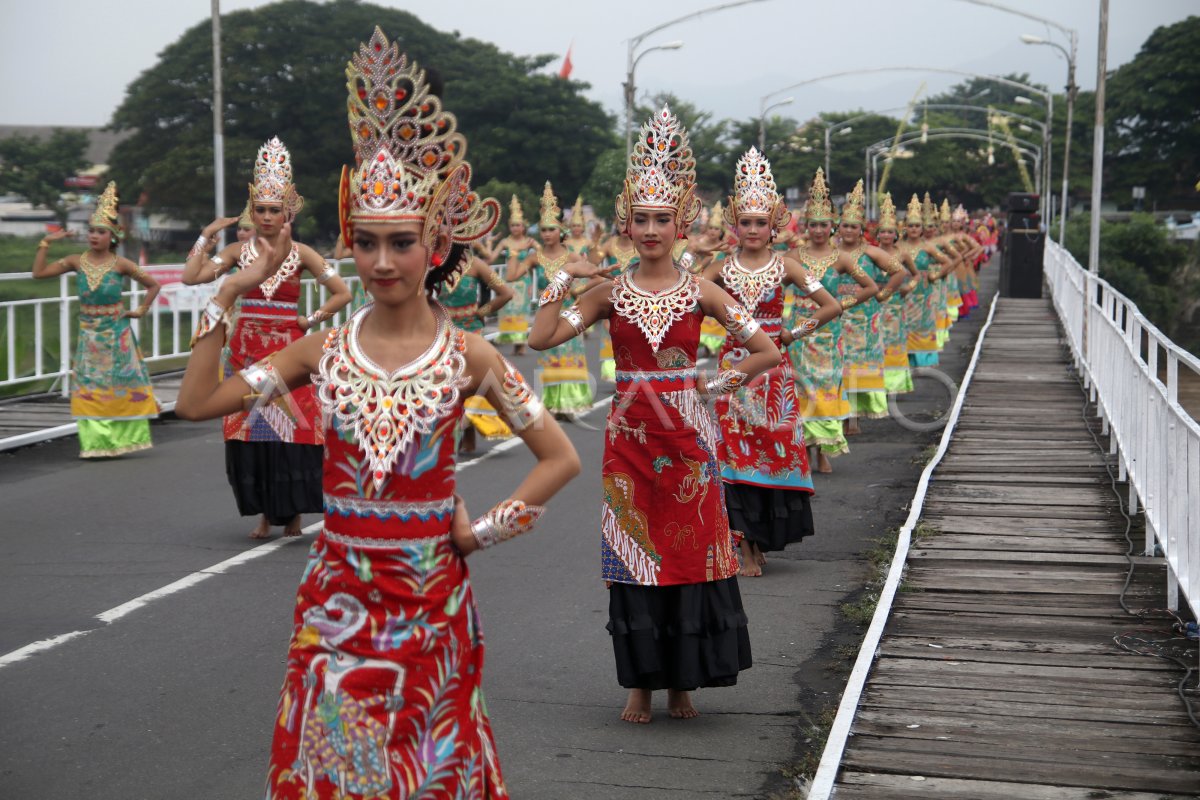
[{"xmin": 1, "ymin": 357, "xmax": 712, "ymax": 667}]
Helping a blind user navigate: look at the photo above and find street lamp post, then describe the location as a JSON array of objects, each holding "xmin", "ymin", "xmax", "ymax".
[
  {"xmin": 624, "ymin": 0, "xmax": 770, "ymax": 162},
  {"xmin": 823, "ymin": 124, "xmax": 854, "ymax": 187},
  {"xmin": 1022, "ymin": 32, "xmax": 1078, "ymax": 244},
  {"xmin": 758, "ymin": 97, "xmax": 794, "ymax": 151}
]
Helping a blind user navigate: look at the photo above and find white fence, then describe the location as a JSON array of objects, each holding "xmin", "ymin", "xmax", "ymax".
[
  {"xmin": 0, "ymin": 264, "xmax": 360, "ymax": 396},
  {"xmin": 1044, "ymin": 239, "xmax": 1200, "ymax": 617}
]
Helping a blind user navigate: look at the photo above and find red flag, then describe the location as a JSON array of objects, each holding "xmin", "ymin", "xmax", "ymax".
[{"xmin": 558, "ymin": 42, "xmax": 573, "ymax": 79}]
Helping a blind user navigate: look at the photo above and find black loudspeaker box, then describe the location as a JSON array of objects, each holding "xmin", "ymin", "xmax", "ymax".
[
  {"xmin": 1007, "ymin": 192, "xmax": 1039, "ymax": 213},
  {"xmin": 1001, "ymin": 228, "xmax": 1045, "ymax": 298}
]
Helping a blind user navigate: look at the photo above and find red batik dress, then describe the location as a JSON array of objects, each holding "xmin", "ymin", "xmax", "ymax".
[
  {"xmin": 265, "ymin": 304, "xmax": 507, "ymax": 800},
  {"xmin": 224, "ymin": 239, "xmax": 324, "ymax": 524},
  {"xmin": 713, "ymin": 254, "xmax": 815, "ymax": 553},
  {"xmin": 602, "ymin": 267, "xmax": 752, "ymax": 691}
]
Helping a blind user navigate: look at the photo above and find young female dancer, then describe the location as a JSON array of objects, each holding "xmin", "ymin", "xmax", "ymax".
[
  {"xmin": 176, "ymin": 29, "xmax": 579, "ymax": 796},
  {"xmin": 530, "ymin": 107, "xmax": 781, "ymax": 723}
]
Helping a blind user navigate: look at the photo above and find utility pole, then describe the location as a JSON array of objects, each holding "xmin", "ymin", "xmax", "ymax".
[
  {"xmin": 1088, "ymin": 0, "xmax": 1108, "ymax": 276},
  {"xmin": 211, "ymin": 0, "xmax": 225, "ymax": 248}
]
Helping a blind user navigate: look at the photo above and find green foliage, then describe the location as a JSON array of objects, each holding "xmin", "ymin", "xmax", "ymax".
[
  {"xmin": 106, "ymin": 0, "xmax": 614, "ymax": 243},
  {"xmin": 472, "ymin": 178, "xmax": 539, "ymax": 232},
  {"xmin": 579, "ymin": 146, "xmax": 626, "ymax": 225},
  {"xmin": 1107, "ymin": 16, "xmax": 1200, "ymax": 203},
  {"xmin": 0, "ymin": 131, "xmax": 89, "ymax": 225},
  {"xmin": 1063, "ymin": 213, "xmax": 1193, "ymax": 344}
]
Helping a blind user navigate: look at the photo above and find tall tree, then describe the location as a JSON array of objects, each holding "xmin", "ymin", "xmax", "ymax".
[
  {"xmin": 0, "ymin": 130, "xmax": 89, "ymax": 226},
  {"xmin": 1107, "ymin": 15, "xmax": 1200, "ymax": 205},
  {"xmin": 106, "ymin": 0, "xmax": 614, "ymax": 242}
]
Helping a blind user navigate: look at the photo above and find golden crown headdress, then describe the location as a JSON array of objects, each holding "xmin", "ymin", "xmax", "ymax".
[
  {"xmin": 952, "ymin": 203, "xmax": 969, "ymax": 224},
  {"xmin": 922, "ymin": 192, "xmax": 938, "ymax": 227},
  {"xmin": 338, "ymin": 27, "xmax": 499, "ymax": 269},
  {"xmin": 237, "ymin": 198, "xmax": 254, "ymax": 229},
  {"xmin": 569, "ymin": 194, "xmax": 585, "ymax": 228},
  {"xmin": 89, "ymin": 181, "xmax": 122, "ymax": 238},
  {"xmin": 708, "ymin": 199, "xmax": 726, "ymax": 230},
  {"xmin": 615, "ymin": 105, "xmax": 700, "ymax": 232},
  {"xmin": 724, "ymin": 146, "xmax": 791, "ymax": 230},
  {"xmin": 249, "ymin": 137, "xmax": 304, "ymax": 219},
  {"xmin": 877, "ymin": 192, "xmax": 899, "ymax": 232},
  {"xmin": 906, "ymin": 194, "xmax": 923, "ymax": 225},
  {"xmin": 539, "ymin": 181, "xmax": 562, "ymax": 230},
  {"xmin": 840, "ymin": 179, "xmax": 867, "ymax": 226},
  {"xmin": 939, "ymin": 198, "xmax": 952, "ymax": 224},
  {"xmin": 804, "ymin": 168, "xmax": 835, "ymax": 222},
  {"xmin": 509, "ymin": 194, "xmax": 526, "ymax": 228}
]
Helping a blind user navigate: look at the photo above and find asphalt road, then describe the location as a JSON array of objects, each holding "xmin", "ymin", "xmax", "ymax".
[{"xmin": 0, "ymin": 265, "xmax": 995, "ymax": 799}]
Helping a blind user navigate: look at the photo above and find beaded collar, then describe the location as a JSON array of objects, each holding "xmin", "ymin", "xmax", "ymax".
[
  {"xmin": 722, "ymin": 252, "xmax": 784, "ymax": 311},
  {"xmin": 610, "ymin": 266, "xmax": 700, "ymax": 354},
  {"xmin": 239, "ymin": 238, "xmax": 301, "ymax": 301},
  {"xmin": 795, "ymin": 245, "xmax": 839, "ymax": 279},
  {"xmin": 79, "ymin": 252, "xmax": 116, "ymax": 293},
  {"xmin": 315, "ymin": 303, "xmax": 467, "ymax": 492}
]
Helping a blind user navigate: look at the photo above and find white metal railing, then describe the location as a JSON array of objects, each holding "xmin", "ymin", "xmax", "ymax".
[
  {"xmin": 0, "ymin": 263, "xmax": 361, "ymax": 396},
  {"xmin": 1044, "ymin": 239, "xmax": 1200, "ymax": 617}
]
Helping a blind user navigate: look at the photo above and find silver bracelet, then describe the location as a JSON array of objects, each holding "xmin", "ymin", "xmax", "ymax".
[
  {"xmin": 238, "ymin": 360, "xmax": 282, "ymax": 401},
  {"xmin": 791, "ymin": 317, "xmax": 819, "ymax": 339},
  {"xmin": 470, "ymin": 499, "xmax": 546, "ymax": 549},
  {"xmin": 679, "ymin": 252, "xmax": 695, "ymax": 271},
  {"xmin": 704, "ymin": 369, "xmax": 747, "ymax": 396},
  {"xmin": 189, "ymin": 234, "xmax": 210, "ymax": 260},
  {"xmin": 539, "ymin": 270, "xmax": 572, "ymax": 306},
  {"xmin": 560, "ymin": 307, "xmax": 585, "ymax": 335}
]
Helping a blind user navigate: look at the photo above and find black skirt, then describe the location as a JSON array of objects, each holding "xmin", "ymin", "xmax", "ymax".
[
  {"xmin": 225, "ymin": 441, "xmax": 324, "ymax": 525},
  {"xmin": 724, "ymin": 481, "xmax": 815, "ymax": 553},
  {"xmin": 607, "ymin": 577, "xmax": 752, "ymax": 691}
]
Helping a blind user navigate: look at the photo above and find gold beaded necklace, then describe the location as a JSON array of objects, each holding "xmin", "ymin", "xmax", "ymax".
[
  {"xmin": 79, "ymin": 251, "xmax": 117, "ymax": 293},
  {"xmin": 796, "ymin": 244, "xmax": 839, "ymax": 279}
]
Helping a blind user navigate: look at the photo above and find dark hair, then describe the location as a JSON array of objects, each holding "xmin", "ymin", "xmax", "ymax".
[{"xmin": 426, "ymin": 242, "xmax": 469, "ymax": 294}]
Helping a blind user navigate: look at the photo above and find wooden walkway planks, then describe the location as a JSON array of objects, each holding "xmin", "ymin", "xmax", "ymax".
[{"xmin": 832, "ymin": 298, "xmax": 1200, "ymax": 798}]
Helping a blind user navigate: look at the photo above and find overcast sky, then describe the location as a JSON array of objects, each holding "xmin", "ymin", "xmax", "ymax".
[{"xmin": 1, "ymin": 0, "xmax": 1194, "ymax": 129}]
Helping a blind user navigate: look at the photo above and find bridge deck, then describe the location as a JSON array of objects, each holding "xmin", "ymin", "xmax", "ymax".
[{"xmin": 833, "ymin": 298, "xmax": 1200, "ymax": 798}]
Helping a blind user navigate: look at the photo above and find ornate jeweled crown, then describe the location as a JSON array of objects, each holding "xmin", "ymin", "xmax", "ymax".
[
  {"xmin": 939, "ymin": 198, "xmax": 952, "ymax": 224},
  {"xmin": 539, "ymin": 181, "xmax": 562, "ymax": 230},
  {"xmin": 237, "ymin": 198, "xmax": 254, "ymax": 229},
  {"xmin": 724, "ymin": 146, "xmax": 791, "ymax": 230},
  {"xmin": 615, "ymin": 105, "xmax": 700, "ymax": 232},
  {"xmin": 509, "ymin": 194, "xmax": 526, "ymax": 227},
  {"xmin": 89, "ymin": 181, "xmax": 121, "ymax": 237},
  {"xmin": 249, "ymin": 137, "xmax": 304, "ymax": 219},
  {"xmin": 339, "ymin": 27, "xmax": 499, "ymax": 269},
  {"xmin": 804, "ymin": 168, "xmax": 835, "ymax": 222},
  {"xmin": 840, "ymin": 179, "xmax": 867, "ymax": 226},
  {"xmin": 922, "ymin": 192, "xmax": 938, "ymax": 227},
  {"xmin": 877, "ymin": 192, "xmax": 899, "ymax": 232},
  {"xmin": 906, "ymin": 194, "xmax": 923, "ymax": 225},
  {"xmin": 570, "ymin": 194, "xmax": 585, "ymax": 228},
  {"xmin": 952, "ymin": 203, "xmax": 969, "ymax": 224}
]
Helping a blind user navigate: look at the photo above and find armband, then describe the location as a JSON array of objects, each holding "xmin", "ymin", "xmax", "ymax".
[
  {"xmin": 238, "ymin": 359, "xmax": 285, "ymax": 411},
  {"xmin": 704, "ymin": 369, "xmax": 747, "ymax": 396},
  {"xmin": 840, "ymin": 296, "xmax": 859, "ymax": 311},
  {"xmin": 790, "ymin": 318, "xmax": 819, "ymax": 339},
  {"xmin": 495, "ymin": 358, "xmax": 544, "ymax": 432},
  {"xmin": 486, "ymin": 272, "xmax": 506, "ymax": 289},
  {"xmin": 802, "ymin": 275, "xmax": 822, "ymax": 296},
  {"xmin": 560, "ymin": 307, "xmax": 585, "ymax": 336},
  {"xmin": 471, "ymin": 498, "xmax": 546, "ymax": 550},
  {"xmin": 847, "ymin": 263, "xmax": 868, "ymax": 280},
  {"xmin": 316, "ymin": 261, "xmax": 337, "ymax": 284},
  {"xmin": 723, "ymin": 303, "xmax": 760, "ymax": 344},
  {"xmin": 678, "ymin": 252, "xmax": 696, "ymax": 272},
  {"xmin": 539, "ymin": 270, "xmax": 572, "ymax": 306},
  {"xmin": 210, "ymin": 255, "xmax": 226, "ymax": 270},
  {"xmin": 128, "ymin": 265, "xmax": 149, "ymax": 281},
  {"xmin": 190, "ymin": 298, "xmax": 232, "ymax": 347}
]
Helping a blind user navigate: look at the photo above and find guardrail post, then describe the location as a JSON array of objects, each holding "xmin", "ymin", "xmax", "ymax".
[{"xmin": 59, "ymin": 272, "xmax": 71, "ymax": 398}]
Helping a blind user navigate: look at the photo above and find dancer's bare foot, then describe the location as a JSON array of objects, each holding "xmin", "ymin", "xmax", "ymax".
[
  {"xmin": 283, "ymin": 515, "xmax": 303, "ymax": 538},
  {"xmin": 249, "ymin": 516, "xmax": 270, "ymax": 539},
  {"xmin": 458, "ymin": 426, "xmax": 477, "ymax": 455},
  {"xmin": 738, "ymin": 540, "xmax": 762, "ymax": 577},
  {"xmin": 667, "ymin": 689, "xmax": 699, "ymax": 719},
  {"xmin": 817, "ymin": 452, "xmax": 833, "ymax": 474},
  {"xmin": 844, "ymin": 419, "xmax": 861, "ymax": 436},
  {"xmin": 620, "ymin": 689, "xmax": 652, "ymax": 724},
  {"xmin": 513, "ymin": 344, "xmax": 526, "ymax": 356},
  {"xmin": 754, "ymin": 545, "xmax": 767, "ymax": 567}
]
